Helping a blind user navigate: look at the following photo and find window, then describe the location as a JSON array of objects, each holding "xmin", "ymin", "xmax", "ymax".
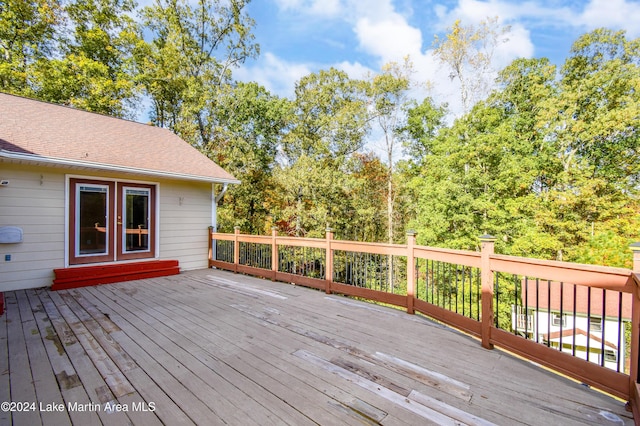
[
  {"xmin": 552, "ymin": 314, "xmax": 566, "ymax": 328},
  {"xmin": 590, "ymin": 317, "xmax": 602, "ymax": 332},
  {"xmin": 69, "ymin": 178, "xmax": 156, "ymax": 265}
]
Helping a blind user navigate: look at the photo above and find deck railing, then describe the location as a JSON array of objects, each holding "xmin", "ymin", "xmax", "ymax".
[{"xmin": 209, "ymin": 226, "xmax": 640, "ymax": 414}]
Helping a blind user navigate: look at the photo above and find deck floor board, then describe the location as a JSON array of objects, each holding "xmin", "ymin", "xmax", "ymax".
[
  {"xmin": 1, "ymin": 268, "xmax": 635, "ymax": 425},
  {"xmin": 0, "ymin": 291, "xmax": 11, "ymax": 426}
]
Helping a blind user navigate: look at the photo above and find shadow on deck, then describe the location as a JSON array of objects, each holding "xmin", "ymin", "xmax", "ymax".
[{"xmin": 1, "ymin": 269, "xmax": 634, "ymax": 425}]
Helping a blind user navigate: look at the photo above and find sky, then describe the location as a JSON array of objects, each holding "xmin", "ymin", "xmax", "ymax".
[{"xmin": 234, "ymin": 0, "xmax": 640, "ymax": 115}]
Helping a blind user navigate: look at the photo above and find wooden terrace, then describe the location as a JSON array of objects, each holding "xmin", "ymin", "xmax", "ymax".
[{"xmin": 1, "ymin": 269, "xmax": 634, "ymax": 425}]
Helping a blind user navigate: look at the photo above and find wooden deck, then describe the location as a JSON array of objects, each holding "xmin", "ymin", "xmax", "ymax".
[{"xmin": 1, "ymin": 269, "xmax": 634, "ymax": 425}]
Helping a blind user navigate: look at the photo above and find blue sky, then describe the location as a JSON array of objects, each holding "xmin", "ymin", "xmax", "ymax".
[{"xmin": 235, "ymin": 0, "xmax": 640, "ymax": 114}]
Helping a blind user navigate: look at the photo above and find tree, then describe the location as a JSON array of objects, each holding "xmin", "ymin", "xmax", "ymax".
[
  {"xmin": 367, "ymin": 57, "xmax": 413, "ymax": 243},
  {"xmin": 209, "ymin": 82, "xmax": 290, "ymax": 233},
  {"xmin": 402, "ymin": 96, "xmax": 446, "ymax": 167},
  {"xmin": 535, "ymin": 29, "xmax": 640, "ymax": 262},
  {"xmin": 543, "ymin": 28, "xmax": 640, "ymax": 189},
  {"xmin": 433, "ymin": 16, "xmax": 510, "ymax": 114},
  {"xmin": 140, "ymin": 0, "xmax": 259, "ymax": 146},
  {"xmin": 283, "ymin": 67, "xmax": 369, "ymax": 163},
  {"xmin": 0, "ymin": 0, "xmax": 60, "ymax": 94},
  {"xmin": 342, "ymin": 152, "xmax": 388, "ymax": 241},
  {"xmin": 275, "ymin": 68, "xmax": 369, "ymax": 236},
  {"xmin": 273, "ymin": 155, "xmax": 354, "ymax": 237},
  {"xmin": 33, "ymin": 0, "xmax": 145, "ymax": 117},
  {"xmin": 406, "ymin": 57, "xmax": 557, "ymax": 255}
]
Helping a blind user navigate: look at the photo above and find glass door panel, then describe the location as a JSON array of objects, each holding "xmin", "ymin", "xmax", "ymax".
[
  {"xmin": 78, "ymin": 184, "xmax": 109, "ymax": 255},
  {"xmin": 117, "ymin": 183, "xmax": 155, "ymax": 260},
  {"xmin": 123, "ymin": 187, "xmax": 150, "ymax": 252},
  {"xmin": 69, "ymin": 179, "xmax": 115, "ymax": 265}
]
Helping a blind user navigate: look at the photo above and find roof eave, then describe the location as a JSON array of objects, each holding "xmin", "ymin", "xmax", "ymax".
[{"xmin": 0, "ymin": 150, "xmax": 241, "ymax": 185}]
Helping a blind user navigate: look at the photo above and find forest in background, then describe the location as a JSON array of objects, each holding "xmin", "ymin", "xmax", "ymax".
[{"xmin": 2, "ymin": 0, "xmax": 639, "ymax": 267}]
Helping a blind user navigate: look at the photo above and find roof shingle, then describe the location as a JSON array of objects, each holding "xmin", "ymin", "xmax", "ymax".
[{"xmin": 0, "ymin": 92, "xmax": 238, "ymax": 183}]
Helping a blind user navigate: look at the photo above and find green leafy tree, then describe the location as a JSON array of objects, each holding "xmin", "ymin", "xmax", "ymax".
[
  {"xmin": 535, "ymin": 29, "xmax": 640, "ymax": 262},
  {"xmin": 32, "ymin": 0, "xmax": 145, "ymax": 117},
  {"xmin": 276, "ymin": 68, "xmax": 369, "ymax": 236},
  {"xmin": 273, "ymin": 155, "xmax": 354, "ymax": 237},
  {"xmin": 402, "ymin": 96, "xmax": 446, "ymax": 166},
  {"xmin": 342, "ymin": 152, "xmax": 388, "ymax": 241},
  {"xmin": 0, "ymin": 0, "xmax": 60, "ymax": 94},
  {"xmin": 283, "ymin": 67, "xmax": 369, "ymax": 162},
  {"xmin": 210, "ymin": 82, "xmax": 290, "ymax": 233},
  {"xmin": 140, "ymin": 0, "xmax": 259, "ymax": 146},
  {"xmin": 407, "ymin": 58, "xmax": 557, "ymax": 254},
  {"xmin": 542, "ymin": 28, "xmax": 640, "ymax": 189}
]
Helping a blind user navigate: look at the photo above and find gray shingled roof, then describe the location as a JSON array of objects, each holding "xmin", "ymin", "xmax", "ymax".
[{"xmin": 0, "ymin": 93, "xmax": 239, "ymax": 183}]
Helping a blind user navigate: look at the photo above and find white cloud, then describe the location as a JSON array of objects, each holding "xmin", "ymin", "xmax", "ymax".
[
  {"xmin": 496, "ymin": 23, "xmax": 535, "ymax": 67},
  {"xmin": 579, "ymin": 0, "xmax": 640, "ymax": 37},
  {"xmin": 354, "ymin": 15, "xmax": 423, "ymax": 63},
  {"xmin": 433, "ymin": 0, "xmax": 572, "ymax": 28},
  {"xmin": 435, "ymin": 0, "xmax": 640, "ymax": 37},
  {"xmin": 235, "ymin": 52, "xmax": 312, "ymax": 98},
  {"xmin": 333, "ymin": 61, "xmax": 374, "ymax": 80}
]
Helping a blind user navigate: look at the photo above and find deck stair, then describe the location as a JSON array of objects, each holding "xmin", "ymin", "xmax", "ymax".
[{"xmin": 52, "ymin": 260, "xmax": 179, "ymax": 290}]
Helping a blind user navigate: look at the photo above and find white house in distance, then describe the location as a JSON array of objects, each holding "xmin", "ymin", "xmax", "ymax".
[
  {"xmin": 0, "ymin": 92, "xmax": 239, "ymax": 291},
  {"xmin": 512, "ymin": 279, "xmax": 632, "ymax": 372}
]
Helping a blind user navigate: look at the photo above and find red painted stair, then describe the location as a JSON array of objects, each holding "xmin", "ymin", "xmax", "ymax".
[{"xmin": 52, "ymin": 260, "xmax": 180, "ymax": 290}]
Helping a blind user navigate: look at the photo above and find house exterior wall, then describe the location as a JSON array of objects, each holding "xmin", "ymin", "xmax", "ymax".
[
  {"xmin": 512, "ymin": 305, "xmax": 627, "ymax": 371},
  {"xmin": 0, "ymin": 163, "xmax": 214, "ymax": 291},
  {"xmin": 0, "ymin": 163, "xmax": 66, "ymax": 291},
  {"xmin": 156, "ymin": 178, "xmax": 212, "ymax": 271}
]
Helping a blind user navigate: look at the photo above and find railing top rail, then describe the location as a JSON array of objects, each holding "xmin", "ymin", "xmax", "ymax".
[
  {"xmin": 238, "ymin": 235, "xmax": 273, "ymax": 244},
  {"xmin": 275, "ymin": 236, "xmax": 326, "ymax": 249},
  {"xmin": 490, "ymin": 253, "xmax": 634, "ymax": 292},
  {"xmin": 211, "ymin": 232, "xmax": 235, "ymax": 241},
  {"xmin": 330, "ymin": 240, "xmax": 406, "ymax": 256},
  {"xmin": 413, "ymin": 245, "xmax": 481, "ymax": 268}
]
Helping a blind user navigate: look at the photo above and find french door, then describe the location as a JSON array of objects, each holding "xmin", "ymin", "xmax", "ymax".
[{"xmin": 69, "ymin": 178, "xmax": 156, "ymax": 265}]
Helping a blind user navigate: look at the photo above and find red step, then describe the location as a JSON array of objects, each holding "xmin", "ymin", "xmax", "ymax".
[{"xmin": 52, "ymin": 260, "xmax": 180, "ymax": 291}]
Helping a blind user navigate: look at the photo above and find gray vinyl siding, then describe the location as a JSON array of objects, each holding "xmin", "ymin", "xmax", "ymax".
[
  {"xmin": 0, "ymin": 164, "xmax": 65, "ymax": 291},
  {"xmin": 157, "ymin": 179, "xmax": 212, "ymax": 271}
]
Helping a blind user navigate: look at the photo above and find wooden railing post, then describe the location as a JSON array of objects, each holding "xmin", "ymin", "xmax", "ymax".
[
  {"xmin": 629, "ymin": 243, "xmax": 640, "ymax": 408},
  {"xmin": 233, "ymin": 226, "xmax": 240, "ymax": 273},
  {"xmin": 325, "ymin": 228, "xmax": 334, "ymax": 294},
  {"xmin": 208, "ymin": 226, "xmax": 214, "ymax": 267},
  {"xmin": 407, "ymin": 230, "xmax": 417, "ymax": 315},
  {"xmin": 480, "ymin": 234, "xmax": 496, "ymax": 350},
  {"xmin": 271, "ymin": 226, "xmax": 278, "ymax": 281}
]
